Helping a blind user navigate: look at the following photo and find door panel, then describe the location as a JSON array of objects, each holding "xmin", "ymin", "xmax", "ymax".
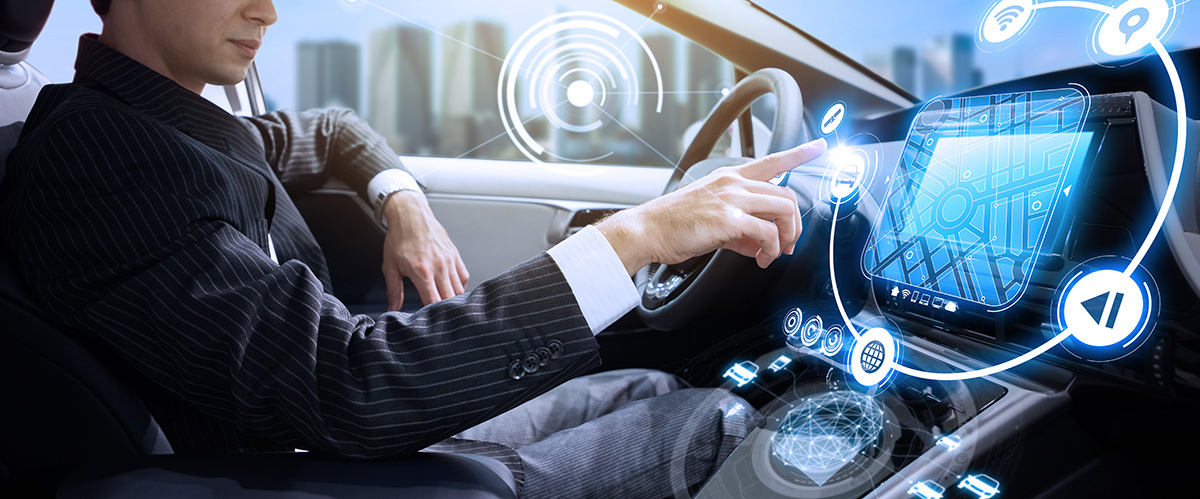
[{"xmin": 401, "ymin": 155, "xmax": 672, "ymax": 287}]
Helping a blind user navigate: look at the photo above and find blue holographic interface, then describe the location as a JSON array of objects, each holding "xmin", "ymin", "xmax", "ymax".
[{"xmin": 864, "ymin": 89, "xmax": 1093, "ymax": 311}]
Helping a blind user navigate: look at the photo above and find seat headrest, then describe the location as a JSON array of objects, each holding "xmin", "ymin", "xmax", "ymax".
[{"xmin": 0, "ymin": 0, "xmax": 55, "ymax": 66}]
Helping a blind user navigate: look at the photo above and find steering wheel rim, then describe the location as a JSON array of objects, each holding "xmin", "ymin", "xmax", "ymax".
[{"xmin": 638, "ymin": 68, "xmax": 806, "ymax": 331}]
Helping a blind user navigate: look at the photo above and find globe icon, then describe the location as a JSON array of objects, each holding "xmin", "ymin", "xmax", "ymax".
[{"xmin": 861, "ymin": 340, "xmax": 886, "ymax": 373}]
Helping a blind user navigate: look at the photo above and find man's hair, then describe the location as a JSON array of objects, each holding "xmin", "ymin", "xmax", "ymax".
[{"xmin": 91, "ymin": 0, "xmax": 111, "ymax": 16}]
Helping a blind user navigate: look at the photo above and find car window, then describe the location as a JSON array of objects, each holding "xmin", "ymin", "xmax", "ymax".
[
  {"xmin": 265, "ymin": 0, "xmax": 735, "ymax": 169},
  {"xmin": 753, "ymin": 0, "xmax": 1200, "ymax": 99},
  {"xmin": 29, "ymin": 1, "xmax": 734, "ymax": 169}
]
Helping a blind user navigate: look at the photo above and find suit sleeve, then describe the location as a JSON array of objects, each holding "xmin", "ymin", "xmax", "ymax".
[
  {"xmin": 241, "ymin": 108, "xmax": 410, "ymax": 202},
  {"xmin": 3, "ymin": 109, "xmax": 601, "ymax": 460}
]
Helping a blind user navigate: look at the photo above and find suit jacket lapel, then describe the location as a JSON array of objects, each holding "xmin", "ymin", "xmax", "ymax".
[{"xmin": 73, "ymin": 34, "xmax": 277, "ymax": 227}]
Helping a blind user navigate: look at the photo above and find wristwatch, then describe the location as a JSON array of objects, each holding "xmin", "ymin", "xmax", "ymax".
[{"xmin": 369, "ymin": 169, "xmax": 423, "ymax": 227}]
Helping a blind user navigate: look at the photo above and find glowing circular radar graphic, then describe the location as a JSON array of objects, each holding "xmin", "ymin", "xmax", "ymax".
[
  {"xmin": 783, "ymin": 308, "xmax": 803, "ymax": 337},
  {"xmin": 498, "ymin": 11, "xmax": 665, "ymax": 164}
]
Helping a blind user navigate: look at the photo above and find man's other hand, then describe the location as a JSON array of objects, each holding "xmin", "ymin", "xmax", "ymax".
[
  {"xmin": 381, "ymin": 191, "xmax": 470, "ymax": 309},
  {"xmin": 597, "ymin": 138, "xmax": 827, "ymax": 275}
]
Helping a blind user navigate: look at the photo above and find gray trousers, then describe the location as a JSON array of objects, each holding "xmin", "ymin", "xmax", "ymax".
[{"xmin": 454, "ymin": 369, "xmax": 758, "ymax": 499}]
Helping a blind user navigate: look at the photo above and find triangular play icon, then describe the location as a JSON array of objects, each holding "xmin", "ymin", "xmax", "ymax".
[{"xmin": 1081, "ymin": 292, "xmax": 1109, "ymax": 325}]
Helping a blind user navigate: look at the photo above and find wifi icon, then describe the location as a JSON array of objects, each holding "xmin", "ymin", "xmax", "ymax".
[
  {"xmin": 995, "ymin": 5, "xmax": 1024, "ymax": 31},
  {"xmin": 981, "ymin": 0, "xmax": 1033, "ymax": 45}
]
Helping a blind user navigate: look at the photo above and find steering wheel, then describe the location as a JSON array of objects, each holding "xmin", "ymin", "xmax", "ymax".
[{"xmin": 638, "ymin": 68, "xmax": 807, "ymax": 330}]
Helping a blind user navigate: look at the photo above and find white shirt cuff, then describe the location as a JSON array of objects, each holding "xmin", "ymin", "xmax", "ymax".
[
  {"xmin": 367, "ymin": 169, "xmax": 422, "ymax": 228},
  {"xmin": 547, "ymin": 225, "xmax": 640, "ymax": 335}
]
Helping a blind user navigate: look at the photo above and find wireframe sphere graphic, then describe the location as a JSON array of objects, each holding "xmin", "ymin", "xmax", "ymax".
[{"xmin": 770, "ymin": 391, "xmax": 885, "ymax": 476}]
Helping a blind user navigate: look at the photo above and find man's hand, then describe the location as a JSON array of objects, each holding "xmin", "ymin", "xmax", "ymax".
[
  {"xmin": 380, "ymin": 191, "xmax": 470, "ymax": 309},
  {"xmin": 597, "ymin": 138, "xmax": 827, "ymax": 275}
]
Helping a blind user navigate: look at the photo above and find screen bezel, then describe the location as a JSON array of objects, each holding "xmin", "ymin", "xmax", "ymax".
[{"xmin": 864, "ymin": 93, "xmax": 1103, "ymax": 322}]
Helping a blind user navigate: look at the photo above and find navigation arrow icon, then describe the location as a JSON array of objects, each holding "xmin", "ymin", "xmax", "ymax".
[
  {"xmin": 1081, "ymin": 291, "xmax": 1126, "ymax": 328},
  {"xmin": 1081, "ymin": 292, "xmax": 1108, "ymax": 325},
  {"xmin": 1063, "ymin": 185, "xmax": 1072, "ymax": 196}
]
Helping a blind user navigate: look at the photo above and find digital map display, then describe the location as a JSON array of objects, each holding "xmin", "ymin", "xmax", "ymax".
[{"xmin": 863, "ymin": 89, "xmax": 1092, "ymax": 310}]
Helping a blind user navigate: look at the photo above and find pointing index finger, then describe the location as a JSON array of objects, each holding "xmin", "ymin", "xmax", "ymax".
[{"xmin": 739, "ymin": 137, "xmax": 828, "ymax": 181}]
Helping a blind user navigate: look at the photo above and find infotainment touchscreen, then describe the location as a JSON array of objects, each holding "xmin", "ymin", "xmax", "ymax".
[{"xmin": 862, "ymin": 89, "xmax": 1093, "ymax": 311}]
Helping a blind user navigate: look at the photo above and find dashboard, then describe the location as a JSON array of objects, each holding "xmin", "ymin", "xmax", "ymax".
[{"xmin": 689, "ymin": 87, "xmax": 1200, "ymax": 498}]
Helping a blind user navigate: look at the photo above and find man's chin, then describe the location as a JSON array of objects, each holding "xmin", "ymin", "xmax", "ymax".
[{"xmin": 207, "ymin": 66, "xmax": 251, "ymax": 87}]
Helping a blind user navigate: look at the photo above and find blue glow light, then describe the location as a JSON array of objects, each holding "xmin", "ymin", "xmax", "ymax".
[
  {"xmin": 768, "ymin": 355, "xmax": 792, "ymax": 372},
  {"xmin": 908, "ymin": 480, "xmax": 947, "ymax": 499},
  {"xmin": 723, "ymin": 361, "xmax": 759, "ymax": 388},
  {"xmin": 958, "ymin": 474, "xmax": 1001, "ymax": 499}
]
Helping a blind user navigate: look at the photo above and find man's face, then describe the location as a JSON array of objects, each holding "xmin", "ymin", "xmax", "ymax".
[{"xmin": 127, "ymin": 0, "xmax": 277, "ymax": 87}]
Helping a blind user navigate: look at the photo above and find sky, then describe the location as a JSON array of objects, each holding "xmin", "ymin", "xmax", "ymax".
[{"xmin": 25, "ymin": 0, "xmax": 1200, "ymax": 110}]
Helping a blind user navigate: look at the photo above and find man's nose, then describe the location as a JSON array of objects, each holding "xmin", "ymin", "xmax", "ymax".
[{"xmin": 247, "ymin": 0, "xmax": 278, "ymax": 27}]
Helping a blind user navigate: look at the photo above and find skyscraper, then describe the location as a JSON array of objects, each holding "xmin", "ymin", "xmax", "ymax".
[
  {"xmin": 296, "ymin": 40, "xmax": 360, "ymax": 114},
  {"xmin": 921, "ymin": 35, "xmax": 952, "ymax": 99},
  {"xmin": 367, "ymin": 24, "xmax": 434, "ymax": 155},
  {"xmin": 686, "ymin": 42, "xmax": 729, "ymax": 128},
  {"xmin": 921, "ymin": 33, "xmax": 976, "ymax": 99},
  {"xmin": 439, "ymin": 20, "xmax": 506, "ymax": 157},
  {"xmin": 950, "ymin": 33, "xmax": 975, "ymax": 92},
  {"xmin": 892, "ymin": 46, "xmax": 917, "ymax": 92}
]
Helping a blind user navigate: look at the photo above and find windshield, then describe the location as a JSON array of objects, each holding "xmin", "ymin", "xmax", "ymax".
[{"xmin": 754, "ymin": 0, "xmax": 1200, "ymax": 99}]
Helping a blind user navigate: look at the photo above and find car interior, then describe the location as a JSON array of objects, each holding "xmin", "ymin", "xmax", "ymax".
[{"xmin": 3, "ymin": 0, "xmax": 1200, "ymax": 497}]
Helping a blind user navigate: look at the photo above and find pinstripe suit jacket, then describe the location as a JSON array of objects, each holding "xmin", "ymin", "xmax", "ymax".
[{"xmin": 0, "ymin": 34, "xmax": 600, "ymax": 459}]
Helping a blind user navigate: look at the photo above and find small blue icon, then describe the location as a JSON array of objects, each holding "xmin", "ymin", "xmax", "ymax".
[
  {"xmin": 958, "ymin": 474, "xmax": 1001, "ymax": 499},
  {"xmin": 768, "ymin": 355, "xmax": 792, "ymax": 372},
  {"xmin": 726, "ymin": 403, "xmax": 744, "ymax": 418},
  {"xmin": 724, "ymin": 361, "xmax": 759, "ymax": 387},
  {"xmin": 908, "ymin": 480, "xmax": 946, "ymax": 499},
  {"xmin": 994, "ymin": 4, "xmax": 1024, "ymax": 32},
  {"xmin": 1120, "ymin": 7, "xmax": 1150, "ymax": 44},
  {"xmin": 936, "ymin": 434, "xmax": 961, "ymax": 451}
]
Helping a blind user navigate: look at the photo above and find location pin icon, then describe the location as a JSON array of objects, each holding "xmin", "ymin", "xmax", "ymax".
[{"xmin": 1120, "ymin": 7, "xmax": 1150, "ymax": 44}]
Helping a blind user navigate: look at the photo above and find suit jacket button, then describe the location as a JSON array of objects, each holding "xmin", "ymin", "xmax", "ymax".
[
  {"xmin": 508, "ymin": 360, "xmax": 525, "ymax": 380},
  {"xmin": 547, "ymin": 340, "xmax": 564, "ymax": 359},
  {"xmin": 521, "ymin": 353, "xmax": 541, "ymax": 373},
  {"xmin": 534, "ymin": 347, "xmax": 552, "ymax": 366}
]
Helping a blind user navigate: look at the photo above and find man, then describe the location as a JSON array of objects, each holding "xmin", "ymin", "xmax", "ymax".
[{"xmin": 0, "ymin": 0, "xmax": 827, "ymax": 497}]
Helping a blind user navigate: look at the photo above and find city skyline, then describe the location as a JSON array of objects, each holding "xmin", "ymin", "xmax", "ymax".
[
  {"xmin": 867, "ymin": 32, "xmax": 984, "ymax": 100},
  {"xmin": 293, "ymin": 20, "xmax": 731, "ymax": 165}
]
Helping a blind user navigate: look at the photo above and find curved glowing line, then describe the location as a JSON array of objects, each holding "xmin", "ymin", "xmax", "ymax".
[
  {"xmin": 828, "ymin": 198, "xmax": 863, "ymax": 340},
  {"xmin": 1031, "ymin": 0, "xmax": 1115, "ymax": 14},
  {"xmin": 558, "ymin": 65, "xmax": 615, "ymax": 88},
  {"xmin": 1126, "ymin": 39, "xmax": 1186, "ymax": 274}
]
